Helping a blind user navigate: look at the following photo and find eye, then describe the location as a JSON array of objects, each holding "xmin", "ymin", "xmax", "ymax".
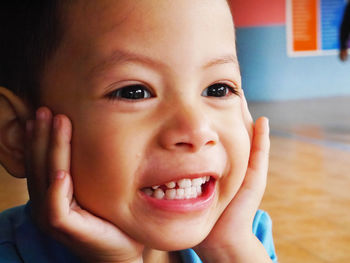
[
  {"xmin": 201, "ymin": 83, "xmax": 239, "ymax": 98},
  {"xmin": 106, "ymin": 85, "xmax": 153, "ymax": 100}
]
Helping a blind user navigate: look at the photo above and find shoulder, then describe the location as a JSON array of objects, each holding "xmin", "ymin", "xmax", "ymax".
[
  {"xmin": 0, "ymin": 203, "xmax": 81, "ymax": 263},
  {"xmin": 0, "ymin": 205, "xmax": 26, "ymax": 242},
  {"xmin": 253, "ymin": 210, "xmax": 278, "ymax": 262},
  {"xmin": 253, "ymin": 209, "xmax": 273, "ymax": 236},
  {"xmin": 0, "ymin": 205, "xmax": 27, "ymax": 262}
]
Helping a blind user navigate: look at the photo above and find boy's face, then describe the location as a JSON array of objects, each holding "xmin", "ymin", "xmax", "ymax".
[{"xmin": 40, "ymin": 0, "xmax": 251, "ymax": 250}]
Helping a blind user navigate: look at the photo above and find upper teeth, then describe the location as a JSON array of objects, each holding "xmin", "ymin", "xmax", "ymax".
[{"xmin": 143, "ymin": 176, "xmax": 210, "ymax": 200}]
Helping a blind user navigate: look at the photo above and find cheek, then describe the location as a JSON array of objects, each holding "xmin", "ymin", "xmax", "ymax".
[
  {"xmin": 217, "ymin": 120, "xmax": 251, "ymax": 209},
  {"xmin": 69, "ymin": 121, "xmax": 147, "ymax": 217}
]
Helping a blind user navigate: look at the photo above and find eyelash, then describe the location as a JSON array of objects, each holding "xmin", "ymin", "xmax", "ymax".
[
  {"xmin": 201, "ymin": 83, "xmax": 239, "ymax": 98},
  {"xmin": 105, "ymin": 83, "xmax": 239, "ymax": 101},
  {"xmin": 106, "ymin": 84, "xmax": 153, "ymax": 101}
]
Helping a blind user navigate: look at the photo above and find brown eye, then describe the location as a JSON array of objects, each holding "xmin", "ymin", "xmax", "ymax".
[
  {"xmin": 107, "ymin": 85, "xmax": 153, "ymax": 100},
  {"xmin": 202, "ymin": 83, "xmax": 238, "ymax": 97}
]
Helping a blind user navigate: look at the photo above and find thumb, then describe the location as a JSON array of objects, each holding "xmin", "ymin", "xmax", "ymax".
[{"xmin": 229, "ymin": 117, "xmax": 270, "ymax": 225}]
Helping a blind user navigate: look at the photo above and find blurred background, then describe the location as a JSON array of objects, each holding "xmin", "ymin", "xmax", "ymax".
[
  {"xmin": 1, "ymin": 0, "xmax": 350, "ymax": 262},
  {"xmin": 231, "ymin": 0, "xmax": 350, "ymax": 262}
]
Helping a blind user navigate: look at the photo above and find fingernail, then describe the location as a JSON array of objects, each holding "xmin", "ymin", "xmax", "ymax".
[
  {"xmin": 56, "ymin": 170, "xmax": 66, "ymax": 180},
  {"xmin": 36, "ymin": 108, "xmax": 47, "ymax": 120}
]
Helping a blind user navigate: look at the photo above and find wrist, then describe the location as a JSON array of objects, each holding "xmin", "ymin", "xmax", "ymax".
[{"xmin": 195, "ymin": 235, "xmax": 272, "ymax": 263}]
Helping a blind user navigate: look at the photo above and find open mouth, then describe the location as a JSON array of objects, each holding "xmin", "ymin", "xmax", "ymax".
[{"xmin": 141, "ymin": 175, "xmax": 212, "ymax": 200}]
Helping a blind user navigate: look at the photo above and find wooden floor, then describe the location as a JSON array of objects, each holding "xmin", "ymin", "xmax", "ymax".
[
  {"xmin": 253, "ymin": 97, "xmax": 350, "ymax": 263},
  {"xmin": 1, "ymin": 97, "xmax": 350, "ymax": 262}
]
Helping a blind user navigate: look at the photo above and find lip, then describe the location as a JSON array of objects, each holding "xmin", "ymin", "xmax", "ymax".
[{"xmin": 139, "ymin": 178, "xmax": 216, "ymax": 213}]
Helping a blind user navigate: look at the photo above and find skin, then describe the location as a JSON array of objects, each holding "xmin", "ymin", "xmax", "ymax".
[
  {"xmin": 41, "ymin": 0, "xmax": 249, "ymax": 249},
  {"xmin": 340, "ymin": 48, "xmax": 348, "ymax": 61},
  {"xmin": 0, "ymin": 0, "xmax": 272, "ymax": 262}
]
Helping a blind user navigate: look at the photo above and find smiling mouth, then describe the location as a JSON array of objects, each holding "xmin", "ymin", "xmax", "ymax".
[{"xmin": 141, "ymin": 175, "xmax": 211, "ymax": 200}]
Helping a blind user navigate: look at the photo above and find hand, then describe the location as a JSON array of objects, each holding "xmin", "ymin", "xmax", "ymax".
[
  {"xmin": 25, "ymin": 107, "xmax": 144, "ymax": 263},
  {"xmin": 340, "ymin": 49, "xmax": 348, "ymax": 61},
  {"xmin": 194, "ymin": 95, "xmax": 272, "ymax": 262}
]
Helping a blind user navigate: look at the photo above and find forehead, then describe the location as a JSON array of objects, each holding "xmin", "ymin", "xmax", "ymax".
[
  {"xmin": 66, "ymin": 0, "xmax": 234, "ymax": 35},
  {"xmin": 61, "ymin": 0, "xmax": 236, "ymax": 68}
]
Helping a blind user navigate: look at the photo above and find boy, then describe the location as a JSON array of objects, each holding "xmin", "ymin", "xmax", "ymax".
[{"xmin": 0, "ymin": 0, "xmax": 277, "ymax": 262}]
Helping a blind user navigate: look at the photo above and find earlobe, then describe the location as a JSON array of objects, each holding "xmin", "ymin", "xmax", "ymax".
[{"xmin": 0, "ymin": 87, "xmax": 31, "ymax": 178}]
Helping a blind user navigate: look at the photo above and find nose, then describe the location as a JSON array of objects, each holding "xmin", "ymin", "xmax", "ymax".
[{"xmin": 158, "ymin": 104, "xmax": 219, "ymax": 152}]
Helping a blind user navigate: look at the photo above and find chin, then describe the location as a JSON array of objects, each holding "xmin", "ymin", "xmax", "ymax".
[
  {"xmin": 137, "ymin": 226, "xmax": 211, "ymax": 251},
  {"xmin": 123, "ymin": 212, "xmax": 218, "ymax": 251}
]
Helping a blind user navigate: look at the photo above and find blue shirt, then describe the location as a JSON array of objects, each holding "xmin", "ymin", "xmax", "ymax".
[{"xmin": 0, "ymin": 204, "xmax": 277, "ymax": 262}]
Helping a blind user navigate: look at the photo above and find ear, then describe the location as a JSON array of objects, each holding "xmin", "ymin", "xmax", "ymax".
[{"xmin": 0, "ymin": 86, "xmax": 31, "ymax": 178}]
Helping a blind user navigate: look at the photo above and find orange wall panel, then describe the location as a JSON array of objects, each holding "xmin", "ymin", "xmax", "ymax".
[{"xmin": 291, "ymin": 0, "xmax": 318, "ymax": 51}]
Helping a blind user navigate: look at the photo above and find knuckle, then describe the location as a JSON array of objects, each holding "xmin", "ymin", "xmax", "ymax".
[
  {"xmin": 252, "ymin": 140, "xmax": 270, "ymax": 155},
  {"xmin": 251, "ymin": 144, "xmax": 265, "ymax": 154},
  {"xmin": 51, "ymin": 132, "xmax": 63, "ymax": 147},
  {"xmin": 47, "ymin": 213, "xmax": 66, "ymax": 231}
]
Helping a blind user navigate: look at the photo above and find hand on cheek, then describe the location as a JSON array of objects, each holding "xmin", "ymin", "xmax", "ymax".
[
  {"xmin": 194, "ymin": 116, "xmax": 273, "ymax": 263},
  {"xmin": 26, "ymin": 107, "xmax": 144, "ymax": 263}
]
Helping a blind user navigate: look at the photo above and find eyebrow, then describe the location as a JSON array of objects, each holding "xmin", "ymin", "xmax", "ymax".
[
  {"xmin": 203, "ymin": 54, "xmax": 240, "ymax": 69},
  {"xmin": 90, "ymin": 49, "xmax": 240, "ymax": 76}
]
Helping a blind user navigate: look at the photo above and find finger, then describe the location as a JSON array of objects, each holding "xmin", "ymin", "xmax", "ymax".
[
  {"xmin": 247, "ymin": 117, "xmax": 270, "ymax": 176},
  {"xmin": 25, "ymin": 119, "xmax": 34, "ymax": 173},
  {"xmin": 46, "ymin": 170, "xmax": 143, "ymax": 255},
  {"xmin": 45, "ymin": 170, "xmax": 86, "ymax": 244},
  {"xmin": 240, "ymin": 90, "xmax": 253, "ymax": 140},
  {"xmin": 228, "ymin": 117, "xmax": 270, "ymax": 221},
  {"xmin": 27, "ymin": 107, "xmax": 53, "ymax": 205},
  {"xmin": 45, "ymin": 114, "xmax": 73, "ymax": 236},
  {"xmin": 47, "ymin": 171, "xmax": 94, "ymax": 240},
  {"xmin": 46, "ymin": 171, "xmax": 73, "ymax": 236},
  {"xmin": 49, "ymin": 114, "xmax": 72, "ymax": 181}
]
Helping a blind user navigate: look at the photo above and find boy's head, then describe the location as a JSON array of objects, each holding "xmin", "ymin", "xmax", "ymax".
[{"xmin": 0, "ymin": 0, "xmax": 252, "ymax": 250}]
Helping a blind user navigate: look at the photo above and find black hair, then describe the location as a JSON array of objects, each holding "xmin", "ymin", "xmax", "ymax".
[{"xmin": 0, "ymin": 0, "xmax": 67, "ymax": 107}]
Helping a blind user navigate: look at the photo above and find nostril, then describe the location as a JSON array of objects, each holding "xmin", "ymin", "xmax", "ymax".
[
  {"xmin": 174, "ymin": 140, "xmax": 215, "ymax": 149},
  {"xmin": 175, "ymin": 142, "xmax": 192, "ymax": 147}
]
